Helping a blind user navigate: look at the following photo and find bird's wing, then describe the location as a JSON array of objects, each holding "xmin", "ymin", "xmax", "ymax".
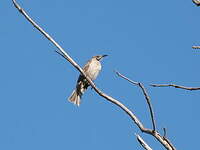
[
  {"xmin": 83, "ymin": 59, "xmax": 91, "ymax": 73},
  {"xmin": 77, "ymin": 59, "xmax": 91, "ymax": 83}
]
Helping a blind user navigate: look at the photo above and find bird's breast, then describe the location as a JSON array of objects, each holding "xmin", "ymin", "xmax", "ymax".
[{"xmin": 86, "ymin": 60, "xmax": 101, "ymax": 80}]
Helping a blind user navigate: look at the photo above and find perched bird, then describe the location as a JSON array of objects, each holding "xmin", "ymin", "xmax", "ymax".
[{"xmin": 68, "ymin": 55, "xmax": 108, "ymax": 106}]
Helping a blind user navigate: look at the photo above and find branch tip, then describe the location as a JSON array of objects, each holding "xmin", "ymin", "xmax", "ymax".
[
  {"xmin": 151, "ymin": 83, "xmax": 200, "ymax": 91},
  {"xmin": 163, "ymin": 128, "xmax": 167, "ymax": 139}
]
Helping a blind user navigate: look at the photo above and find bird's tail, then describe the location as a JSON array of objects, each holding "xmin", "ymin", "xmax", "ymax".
[{"xmin": 68, "ymin": 89, "xmax": 81, "ymax": 106}]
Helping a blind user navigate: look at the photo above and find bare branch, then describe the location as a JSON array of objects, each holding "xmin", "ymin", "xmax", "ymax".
[
  {"xmin": 115, "ymin": 71, "xmax": 156, "ymax": 131},
  {"xmin": 12, "ymin": 0, "xmax": 145, "ymax": 132},
  {"xmin": 12, "ymin": 0, "xmax": 82, "ymax": 72},
  {"xmin": 192, "ymin": 46, "xmax": 200, "ymax": 49},
  {"xmin": 135, "ymin": 134, "xmax": 153, "ymax": 150},
  {"xmin": 192, "ymin": 0, "xmax": 200, "ymax": 6},
  {"xmin": 151, "ymin": 84, "xmax": 200, "ymax": 91},
  {"xmin": 12, "ymin": 1, "xmax": 176, "ymax": 150}
]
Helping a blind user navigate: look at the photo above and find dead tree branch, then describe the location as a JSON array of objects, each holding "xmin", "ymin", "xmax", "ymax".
[
  {"xmin": 151, "ymin": 84, "xmax": 200, "ymax": 91},
  {"xmin": 115, "ymin": 71, "xmax": 156, "ymax": 131},
  {"xmin": 135, "ymin": 134, "xmax": 153, "ymax": 150},
  {"xmin": 192, "ymin": 0, "xmax": 200, "ymax": 6},
  {"xmin": 192, "ymin": 46, "xmax": 200, "ymax": 49},
  {"xmin": 12, "ymin": 0, "xmax": 176, "ymax": 149},
  {"xmin": 115, "ymin": 71, "xmax": 176, "ymax": 150}
]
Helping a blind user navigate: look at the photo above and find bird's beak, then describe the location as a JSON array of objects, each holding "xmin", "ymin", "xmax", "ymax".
[
  {"xmin": 102, "ymin": 54, "xmax": 108, "ymax": 58},
  {"xmin": 98, "ymin": 55, "xmax": 108, "ymax": 61}
]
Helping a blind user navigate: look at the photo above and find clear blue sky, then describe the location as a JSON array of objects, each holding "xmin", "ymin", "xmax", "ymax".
[{"xmin": 1, "ymin": 0, "xmax": 200, "ymax": 149}]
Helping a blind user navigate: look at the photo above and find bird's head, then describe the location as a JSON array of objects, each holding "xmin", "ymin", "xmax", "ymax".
[{"xmin": 93, "ymin": 55, "xmax": 108, "ymax": 61}]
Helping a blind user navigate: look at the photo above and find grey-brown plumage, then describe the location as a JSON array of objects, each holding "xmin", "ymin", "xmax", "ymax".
[{"xmin": 68, "ymin": 55, "xmax": 108, "ymax": 106}]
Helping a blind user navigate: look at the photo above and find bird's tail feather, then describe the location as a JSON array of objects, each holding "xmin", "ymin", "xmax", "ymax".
[{"xmin": 68, "ymin": 90, "xmax": 81, "ymax": 106}]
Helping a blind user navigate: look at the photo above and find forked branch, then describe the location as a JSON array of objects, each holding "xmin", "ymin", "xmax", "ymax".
[
  {"xmin": 12, "ymin": 0, "xmax": 176, "ymax": 149},
  {"xmin": 115, "ymin": 71, "xmax": 156, "ymax": 131}
]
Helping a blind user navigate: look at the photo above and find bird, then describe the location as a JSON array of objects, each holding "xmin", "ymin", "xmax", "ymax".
[{"xmin": 68, "ymin": 55, "xmax": 108, "ymax": 106}]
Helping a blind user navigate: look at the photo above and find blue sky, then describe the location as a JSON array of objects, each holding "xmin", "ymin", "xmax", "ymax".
[{"xmin": 1, "ymin": 0, "xmax": 200, "ymax": 149}]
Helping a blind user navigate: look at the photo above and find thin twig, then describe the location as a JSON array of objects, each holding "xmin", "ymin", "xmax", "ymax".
[
  {"xmin": 135, "ymin": 134, "xmax": 153, "ymax": 150},
  {"xmin": 115, "ymin": 71, "xmax": 156, "ymax": 131},
  {"xmin": 55, "ymin": 50, "xmax": 66, "ymax": 59},
  {"xmin": 12, "ymin": 1, "xmax": 176, "ymax": 150},
  {"xmin": 192, "ymin": 0, "xmax": 200, "ymax": 6},
  {"xmin": 151, "ymin": 84, "xmax": 200, "ymax": 91},
  {"xmin": 163, "ymin": 128, "xmax": 167, "ymax": 139}
]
